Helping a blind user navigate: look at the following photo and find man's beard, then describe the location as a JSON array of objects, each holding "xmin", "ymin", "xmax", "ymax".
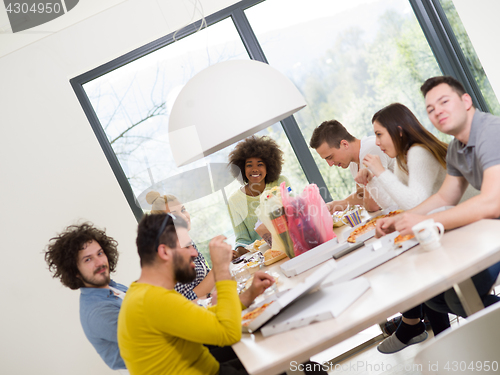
[
  {"xmin": 174, "ymin": 252, "xmax": 197, "ymax": 284},
  {"xmin": 80, "ymin": 266, "xmax": 110, "ymax": 287}
]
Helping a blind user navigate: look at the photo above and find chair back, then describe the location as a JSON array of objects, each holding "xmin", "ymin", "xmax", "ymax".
[{"xmin": 414, "ymin": 302, "xmax": 500, "ymax": 374}]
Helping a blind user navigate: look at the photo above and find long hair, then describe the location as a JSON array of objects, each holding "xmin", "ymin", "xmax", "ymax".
[{"xmin": 372, "ymin": 103, "xmax": 448, "ymax": 174}]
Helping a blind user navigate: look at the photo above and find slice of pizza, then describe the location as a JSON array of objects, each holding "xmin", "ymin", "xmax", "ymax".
[
  {"xmin": 347, "ymin": 210, "xmax": 404, "ymax": 243},
  {"xmin": 347, "ymin": 221, "xmax": 375, "ymax": 243},
  {"xmin": 394, "ymin": 233, "xmax": 415, "ymax": 244},
  {"xmin": 242, "ymin": 301, "xmax": 274, "ymax": 326}
]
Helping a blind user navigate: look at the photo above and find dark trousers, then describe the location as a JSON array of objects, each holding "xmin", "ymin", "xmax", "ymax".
[
  {"xmin": 425, "ymin": 261, "xmax": 500, "ymax": 318},
  {"xmin": 402, "ymin": 303, "xmax": 451, "ymax": 336},
  {"xmin": 207, "ymin": 345, "xmax": 327, "ymax": 375}
]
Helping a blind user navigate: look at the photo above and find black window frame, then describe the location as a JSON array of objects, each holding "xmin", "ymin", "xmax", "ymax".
[{"xmin": 70, "ymin": 0, "xmax": 490, "ymax": 222}]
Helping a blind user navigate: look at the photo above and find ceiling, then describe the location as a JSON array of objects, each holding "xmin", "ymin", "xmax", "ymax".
[{"xmin": 0, "ymin": 0, "xmax": 126, "ymax": 58}]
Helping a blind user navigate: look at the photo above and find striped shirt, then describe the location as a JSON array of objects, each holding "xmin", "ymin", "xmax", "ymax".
[{"xmin": 174, "ymin": 243, "xmax": 210, "ymax": 300}]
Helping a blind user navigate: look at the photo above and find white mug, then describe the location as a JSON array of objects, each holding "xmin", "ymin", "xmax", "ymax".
[{"xmin": 412, "ymin": 219, "xmax": 444, "ymax": 251}]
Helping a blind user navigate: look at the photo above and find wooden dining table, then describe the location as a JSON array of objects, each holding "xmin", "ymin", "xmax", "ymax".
[{"xmin": 231, "ymin": 219, "xmax": 500, "ymax": 375}]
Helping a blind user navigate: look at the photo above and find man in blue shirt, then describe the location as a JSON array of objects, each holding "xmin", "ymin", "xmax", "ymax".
[{"xmin": 44, "ymin": 223, "xmax": 128, "ymax": 371}]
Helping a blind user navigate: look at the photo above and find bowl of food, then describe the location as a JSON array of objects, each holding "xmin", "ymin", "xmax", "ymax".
[
  {"xmin": 232, "ymin": 252, "xmax": 265, "ymax": 276},
  {"xmin": 246, "ymin": 239, "xmax": 266, "ymax": 253},
  {"xmin": 332, "ymin": 212, "xmax": 346, "ymax": 228},
  {"xmin": 245, "ymin": 254, "xmax": 265, "ymax": 274}
]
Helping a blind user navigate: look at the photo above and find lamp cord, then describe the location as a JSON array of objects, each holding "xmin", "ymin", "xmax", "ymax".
[{"xmin": 173, "ymin": 0, "xmax": 207, "ymax": 42}]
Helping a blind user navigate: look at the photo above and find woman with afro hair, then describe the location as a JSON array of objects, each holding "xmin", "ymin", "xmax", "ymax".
[{"xmin": 228, "ymin": 135, "xmax": 291, "ymax": 257}]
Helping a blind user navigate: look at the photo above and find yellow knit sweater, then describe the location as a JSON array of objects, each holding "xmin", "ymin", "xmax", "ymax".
[{"xmin": 118, "ymin": 280, "xmax": 241, "ymax": 375}]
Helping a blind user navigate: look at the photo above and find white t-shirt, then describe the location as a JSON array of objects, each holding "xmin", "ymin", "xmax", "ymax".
[
  {"xmin": 109, "ymin": 286, "xmax": 126, "ymax": 300},
  {"xmin": 348, "ymin": 135, "xmax": 395, "ymax": 192}
]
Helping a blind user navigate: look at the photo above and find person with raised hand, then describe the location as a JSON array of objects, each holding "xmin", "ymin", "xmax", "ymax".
[
  {"xmin": 117, "ymin": 213, "xmax": 274, "ymax": 375},
  {"xmin": 355, "ymin": 103, "xmax": 477, "ymax": 211},
  {"xmin": 310, "ymin": 119, "xmax": 395, "ymax": 213}
]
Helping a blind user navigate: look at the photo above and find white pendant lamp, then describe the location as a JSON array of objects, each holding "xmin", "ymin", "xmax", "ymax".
[{"xmin": 168, "ymin": 59, "xmax": 307, "ymax": 167}]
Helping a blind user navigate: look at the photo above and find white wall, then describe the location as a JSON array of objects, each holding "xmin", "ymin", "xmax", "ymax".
[
  {"xmin": 453, "ymin": 0, "xmax": 500, "ymax": 100},
  {"xmin": 0, "ymin": 1, "xmax": 236, "ymax": 374}
]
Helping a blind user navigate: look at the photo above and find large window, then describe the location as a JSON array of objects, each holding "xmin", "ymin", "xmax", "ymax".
[
  {"xmin": 438, "ymin": 0, "xmax": 500, "ymax": 115},
  {"xmin": 81, "ymin": 16, "xmax": 309, "ymax": 261},
  {"xmin": 72, "ymin": 0, "xmax": 496, "ymax": 262},
  {"xmin": 245, "ymin": 0, "xmax": 442, "ymax": 200}
]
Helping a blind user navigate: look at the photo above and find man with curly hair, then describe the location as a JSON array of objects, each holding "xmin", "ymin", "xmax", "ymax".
[
  {"xmin": 227, "ymin": 135, "xmax": 291, "ymax": 257},
  {"xmin": 310, "ymin": 120, "xmax": 395, "ymax": 213},
  {"xmin": 44, "ymin": 223, "xmax": 128, "ymax": 372}
]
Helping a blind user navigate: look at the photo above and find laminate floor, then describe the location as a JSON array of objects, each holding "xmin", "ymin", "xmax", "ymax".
[{"xmin": 325, "ymin": 316, "xmax": 466, "ymax": 375}]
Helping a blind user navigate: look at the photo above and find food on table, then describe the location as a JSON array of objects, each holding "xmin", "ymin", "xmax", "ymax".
[
  {"xmin": 232, "ymin": 253, "xmax": 264, "ymax": 278},
  {"xmin": 347, "ymin": 210, "xmax": 403, "ymax": 243},
  {"xmin": 253, "ymin": 239, "xmax": 265, "ymax": 252},
  {"xmin": 394, "ymin": 233, "xmax": 415, "ymax": 244},
  {"xmin": 242, "ymin": 301, "xmax": 275, "ymax": 326},
  {"xmin": 242, "ymin": 272, "xmax": 279, "ymax": 293},
  {"xmin": 243, "ymin": 276, "xmax": 254, "ymax": 292},
  {"xmin": 263, "ymin": 249, "xmax": 284, "ymax": 261},
  {"xmin": 243, "ymin": 260, "xmax": 261, "ymax": 274},
  {"xmin": 332, "ymin": 216, "xmax": 345, "ymax": 228},
  {"xmin": 263, "ymin": 249, "xmax": 287, "ymax": 265}
]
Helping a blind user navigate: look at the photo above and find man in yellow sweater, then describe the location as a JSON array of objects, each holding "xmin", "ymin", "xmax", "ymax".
[{"xmin": 117, "ymin": 213, "xmax": 274, "ymax": 375}]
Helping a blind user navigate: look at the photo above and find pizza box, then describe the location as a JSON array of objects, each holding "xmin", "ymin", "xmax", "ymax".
[
  {"xmin": 280, "ymin": 238, "xmax": 342, "ymax": 277},
  {"xmin": 342, "ymin": 206, "xmax": 399, "ymax": 243},
  {"xmin": 322, "ymin": 231, "xmax": 419, "ymax": 287},
  {"xmin": 242, "ymin": 261, "xmax": 336, "ymax": 333},
  {"xmin": 260, "ymin": 277, "xmax": 370, "ymax": 337}
]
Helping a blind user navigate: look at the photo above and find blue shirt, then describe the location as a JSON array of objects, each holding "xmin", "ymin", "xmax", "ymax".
[{"xmin": 80, "ymin": 280, "xmax": 128, "ymax": 370}]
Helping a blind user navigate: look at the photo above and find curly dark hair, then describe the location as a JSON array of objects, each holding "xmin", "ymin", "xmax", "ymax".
[
  {"xmin": 44, "ymin": 223, "xmax": 119, "ymax": 290},
  {"xmin": 228, "ymin": 135, "xmax": 284, "ymax": 184}
]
